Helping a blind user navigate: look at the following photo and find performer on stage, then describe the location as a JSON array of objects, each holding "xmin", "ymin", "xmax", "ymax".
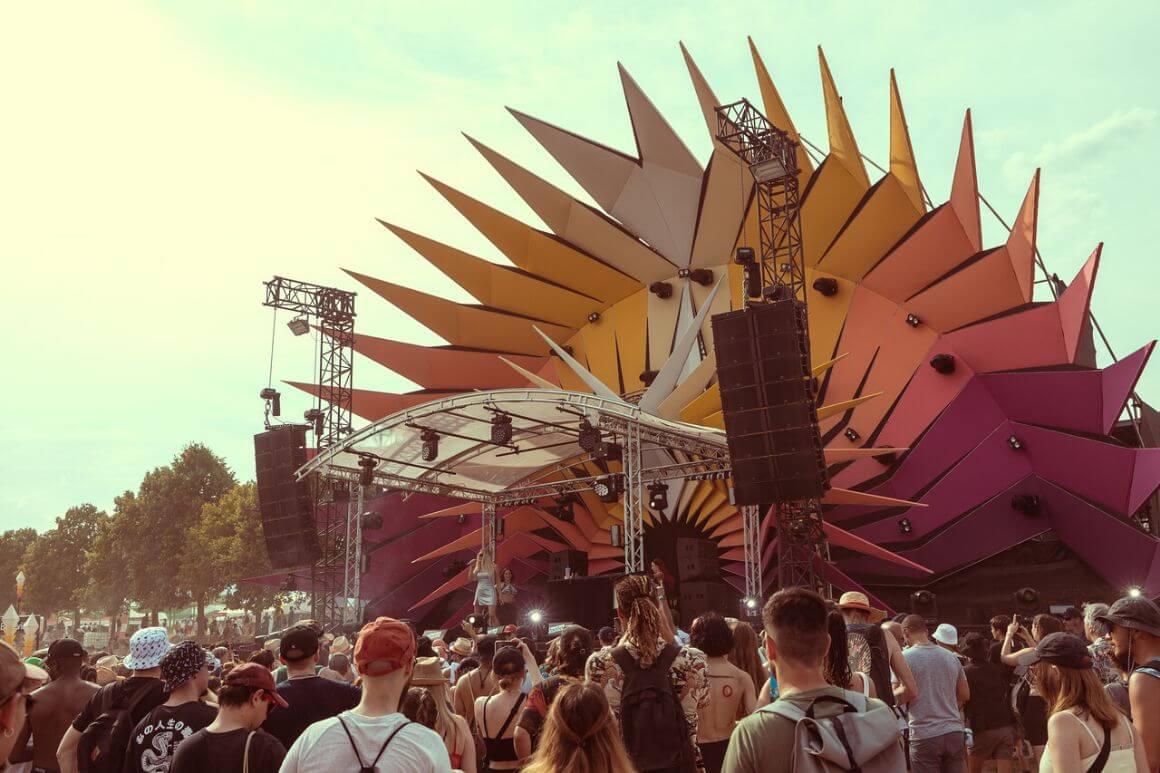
[
  {"xmin": 497, "ymin": 566, "xmax": 518, "ymax": 625},
  {"xmin": 472, "ymin": 550, "xmax": 499, "ymax": 627}
]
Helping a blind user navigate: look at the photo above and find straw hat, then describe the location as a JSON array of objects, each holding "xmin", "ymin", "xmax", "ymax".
[
  {"xmin": 449, "ymin": 637, "xmax": 473, "ymax": 657},
  {"xmin": 330, "ymin": 635, "xmax": 352, "ymax": 655},
  {"xmin": 837, "ymin": 591, "xmax": 887, "ymax": 624},
  {"xmin": 410, "ymin": 656, "xmax": 449, "ymax": 686}
]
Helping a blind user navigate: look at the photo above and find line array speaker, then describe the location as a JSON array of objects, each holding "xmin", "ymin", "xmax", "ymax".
[
  {"xmin": 675, "ymin": 537, "xmax": 719, "ymax": 583},
  {"xmin": 254, "ymin": 426, "xmax": 321, "ymax": 569},
  {"xmin": 549, "ymin": 549, "xmax": 589, "ymax": 581},
  {"xmin": 711, "ymin": 300, "xmax": 828, "ymax": 505}
]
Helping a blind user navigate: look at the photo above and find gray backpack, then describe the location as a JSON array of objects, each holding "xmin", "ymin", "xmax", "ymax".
[{"xmin": 762, "ymin": 691, "xmax": 905, "ymax": 772}]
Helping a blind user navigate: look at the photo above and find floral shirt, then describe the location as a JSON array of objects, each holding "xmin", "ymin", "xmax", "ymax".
[
  {"xmin": 585, "ymin": 636, "xmax": 709, "ymax": 771},
  {"xmin": 1089, "ymin": 637, "xmax": 1120, "ymax": 685}
]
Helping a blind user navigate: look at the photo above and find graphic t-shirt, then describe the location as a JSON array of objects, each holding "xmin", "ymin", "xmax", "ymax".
[
  {"xmin": 169, "ymin": 727, "xmax": 286, "ymax": 773},
  {"xmin": 72, "ymin": 677, "xmax": 168, "ymax": 732},
  {"xmin": 261, "ymin": 675, "xmax": 360, "ymax": 750},
  {"xmin": 124, "ymin": 701, "xmax": 217, "ymax": 773}
]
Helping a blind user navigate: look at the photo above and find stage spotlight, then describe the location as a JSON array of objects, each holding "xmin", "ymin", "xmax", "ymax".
[
  {"xmin": 577, "ymin": 418, "xmax": 601, "ymax": 453},
  {"xmin": 812, "ymin": 277, "xmax": 839, "ymax": 297},
  {"xmin": 1011, "ymin": 494, "xmax": 1041, "ymax": 516},
  {"xmin": 587, "ymin": 311, "xmax": 601, "ymax": 324},
  {"xmin": 911, "ymin": 589, "xmax": 938, "ymax": 619},
  {"xmin": 1128, "ymin": 587, "xmax": 1143, "ymax": 598},
  {"xmin": 550, "ymin": 496, "xmax": 575, "ymax": 523},
  {"xmin": 528, "ymin": 609, "xmax": 544, "ymax": 624},
  {"xmin": 360, "ymin": 511, "xmax": 383, "ymax": 530},
  {"xmin": 420, "ymin": 428, "xmax": 440, "ymax": 462},
  {"xmin": 905, "ymin": 313, "xmax": 921, "ymax": 327},
  {"xmin": 688, "ymin": 268, "xmax": 714, "ymax": 286},
  {"xmin": 490, "ymin": 413, "xmax": 513, "ymax": 445},
  {"xmin": 639, "ymin": 370, "xmax": 659, "ymax": 386},
  {"xmin": 304, "ymin": 408, "xmax": 324, "ymax": 436},
  {"xmin": 594, "ymin": 475, "xmax": 622, "ymax": 504},
  {"xmin": 929, "ymin": 354, "xmax": 956, "ymax": 374},
  {"xmin": 457, "ymin": 514, "xmax": 467, "ymax": 525},
  {"xmin": 594, "ymin": 441, "xmax": 622, "ymax": 462},
  {"xmin": 1007, "ymin": 435, "xmax": 1024, "ymax": 451},
  {"xmin": 648, "ymin": 281, "xmax": 673, "ymax": 299},
  {"xmin": 1015, "ymin": 587, "xmax": 1039, "ymax": 606},
  {"xmin": 844, "ymin": 427, "xmax": 861, "ymax": 442},
  {"xmin": 734, "ymin": 247, "xmax": 756, "ymax": 265},
  {"xmin": 647, "ymin": 482, "xmax": 669, "ymax": 511},
  {"xmin": 357, "ymin": 456, "xmax": 376, "ymax": 486},
  {"xmin": 897, "ymin": 517, "xmax": 913, "ymax": 535},
  {"xmin": 744, "ymin": 597, "xmax": 757, "ymax": 610},
  {"xmin": 260, "ymin": 387, "xmax": 281, "ymax": 417},
  {"xmin": 287, "ymin": 317, "xmax": 310, "ymax": 336}
]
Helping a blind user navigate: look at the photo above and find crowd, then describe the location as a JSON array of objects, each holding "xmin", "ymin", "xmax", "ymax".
[{"xmin": 0, "ymin": 580, "xmax": 1157, "ymax": 773}]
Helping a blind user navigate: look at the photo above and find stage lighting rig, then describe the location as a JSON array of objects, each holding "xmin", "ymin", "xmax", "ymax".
[
  {"xmin": 260, "ymin": 387, "xmax": 281, "ymax": 417},
  {"xmin": 812, "ymin": 277, "xmax": 838, "ymax": 296},
  {"xmin": 844, "ymin": 427, "xmax": 860, "ymax": 442},
  {"xmin": 357, "ymin": 455, "xmax": 377, "ymax": 486},
  {"xmin": 420, "ymin": 429, "xmax": 440, "ymax": 462},
  {"xmin": 577, "ymin": 418, "xmax": 602, "ymax": 452},
  {"xmin": 1011, "ymin": 494, "xmax": 1040, "ymax": 515},
  {"xmin": 1128, "ymin": 587, "xmax": 1143, "ymax": 598},
  {"xmin": 304, "ymin": 408, "xmax": 324, "ymax": 436},
  {"xmin": 897, "ymin": 517, "xmax": 913, "ymax": 535},
  {"xmin": 648, "ymin": 281, "xmax": 673, "ymax": 299},
  {"xmin": 528, "ymin": 609, "xmax": 544, "ymax": 624},
  {"xmin": 490, "ymin": 413, "xmax": 513, "ymax": 445},
  {"xmin": 287, "ymin": 317, "xmax": 310, "ymax": 336},
  {"xmin": 647, "ymin": 482, "xmax": 669, "ymax": 511},
  {"xmin": 594, "ymin": 441, "xmax": 622, "ymax": 462},
  {"xmin": 594, "ymin": 475, "xmax": 623, "ymax": 504},
  {"xmin": 1007, "ymin": 435, "xmax": 1024, "ymax": 451},
  {"xmin": 360, "ymin": 511, "xmax": 383, "ymax": 530},
  {"xmin": 905, "ymin": 313, "xmax": 921, "ymax": 327}
]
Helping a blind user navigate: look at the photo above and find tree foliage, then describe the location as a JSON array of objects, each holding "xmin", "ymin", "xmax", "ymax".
[
  {"xmin": 0, "ymin": 529, "xmax": 38, "ymax": 611},
  {"xmin": 21, "ymin": 505, "xmax": 107, "ymax": 617},
  {"xmin": 82, "ymin": 515, "xmax": 130, "ymax": 620}
]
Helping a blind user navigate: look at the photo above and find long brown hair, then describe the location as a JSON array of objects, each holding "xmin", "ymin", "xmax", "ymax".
[
  {"xmin": 728, "ymin": 620, "xmax": 767, "ymax": 696},
  {"xmin": 522, "ymin": 682, "xmax": 635, "ymax": 773},
  {"xmin": 823, "ymin": 610, "xmax": 853, "ymax": 690},
  {"xmin": 1034, "ymin": 662, "xmax": 1122, "ymax": 730},
  {"xmin": 615, "ymin": 574, "xmax": 665, "ymax": 667}
]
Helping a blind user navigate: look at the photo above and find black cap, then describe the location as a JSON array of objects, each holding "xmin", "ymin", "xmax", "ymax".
[
  {"xmin": 1028, "ymin": 632, "xmax": 1093, "ymax": 670},
  {"xmin": 280, "ymin": 625, "xmax": 320, "ymax": 661},
  {"xmin": 1061, "ymin": 606, "xmax": 1083, "ymax": 620},
  {"xmin": 47, "ymin": 638, "xmax": 86, "ymax": 661},
  {"xmin": 1095, "ymin": 596, "xmax": 1160, "ymax": 637},
  {"xmin": 492, "ymin": 647, "xmax": 525, "ymax": 677}
]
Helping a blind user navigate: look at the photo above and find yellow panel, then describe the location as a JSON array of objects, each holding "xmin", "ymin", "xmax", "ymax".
[
  {"xmin": 817, "ymin": 392, "xmax": 882, "ymax": 420},
  {"xmin": 611, "ymin": 289, "xmax": 649, "ymax": 392},
  {"xmin": 383, "ymin": 222, "xmax": 600, "ymax": 328},
  {"xmin": 889, "ymin": 70, "xmax": 925, "ymax": 214},
  {"xmin": 647, "ymin": 285, "xmax": 681, "ymax": 370},
  {"xmin": 691, "ymin": 488, "xmax": 728, "ymax": 529},
  {"xmin": 703, "ymin": 503, "xmax": 740, "ymax": 532},
  {"xmin": 812, "ymin": 352, "xmax": 848, "ymax": 377},
  {"xmin": 801, "ymin": 159, "xmax": 868, "ymax": 267},
  {"xmin": 748, "ymin": 37, "xmax": 813, "ymax": 179},
  {"xmin": 817, "ymin": 176, "xmax": 924, "ymax": 283},
  {"xmin": 818, "ymin": 47, "xmax": 870, "ymax": 189},
  {"xmin": 805, "ymin": 268, "xmax": 856, "ymax": 365},
  {"xmin": 579, "ymin": 318, "xmax": 622, "ymax": 393},
  {"xmin": 423, "ymin": 174, "xmax": 639, "ymax": 304},
  {"xmin": 701, "ymin": 410, "xmax": 724, "ymax": 429},
  {"xmin": 684, "ymin": 481, "xmax": 717, "ymax": 524},
  {"xmin": 680, "ymin": 384, "xmax": 721, "ymax": 425},
  {"xmin": 552, "ymin": 331, "xmax": 592, "ymax": 393}
]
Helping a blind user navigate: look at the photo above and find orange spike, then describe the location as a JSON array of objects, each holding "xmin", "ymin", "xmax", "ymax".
[
  {"xmin": 1007, "ymin": 169, "xmax": 1040, "ymax": 302},
  {"xmin": 748, "ymin": 37, "xmax": 813, "ymax": 176},
  {"xmin": 889, "ymin": 69, "xmax": 925, "ymax": 214},
  {"xmin": 950, "ymin": 110, "xmax": 982, "ymax": 251}
]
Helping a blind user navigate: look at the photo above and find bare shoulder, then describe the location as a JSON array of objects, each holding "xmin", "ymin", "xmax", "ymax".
[{"xmin": 1046, "ymin": 710, "xmax": 1081, "ymax": 739}]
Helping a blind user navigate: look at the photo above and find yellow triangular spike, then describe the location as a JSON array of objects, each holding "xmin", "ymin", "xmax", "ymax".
[
  {"xmin": 748, "ymin": 37, "xmax": 813, "ymax": 177},
  {"xmin": 811, "ymin": 352, "xmax": 848, "ymax": 377},
  {"xmin": 499, "ymin": 356, "xmax": 559, "ymax": 390},
  {"xmin": 679, "ymin": 41, "xmax": 720, "ymax": 138},
  {"xmin": 889, "ymin": 69, "xmax": 925, "ymax": 214},
  {"xmin": 823, "ymin": 447, "xmax": 908, "ymax": 463},
  {"xmin": 818, "ymin": 47, "xmax": 870, "ymax": 188},
  {"xmin": 816, "ymin": 391, "xmax": 883, "ymax": 420}
]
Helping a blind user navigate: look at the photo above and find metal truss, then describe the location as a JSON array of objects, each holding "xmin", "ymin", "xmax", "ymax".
[
  {"xmin": 775, "ymin": 499, "xmax": 826, "ymax": 592},
  {"xmin": 741, "ymin": 505, "xmax": 762, "ymax": 604},
  {"xmin": 481, "ymin": 502, "xmax": 497, "ymax": 564},
  {"xmin": 341, "ymin": 483, "xmax": 364, "ymax": 625},
  {"xmin": 622, "ymin": 419, "xmax": 645, "ymax": 573}
]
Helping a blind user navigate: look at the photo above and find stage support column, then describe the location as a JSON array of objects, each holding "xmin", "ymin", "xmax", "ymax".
[
  {"xmin": 622, "ymin": 420, "xmax": 644, "ymax": 573},
  {"xmin": 741, "ymin": 505, "xmax": 761, "ymax": 605},
  {"xmin": 343, "ymin": 482, "xmax": 364, "ymax": 625},
  {"xmin": 481, "ymin": 501, "xmax": 497, "ymax": 566}
]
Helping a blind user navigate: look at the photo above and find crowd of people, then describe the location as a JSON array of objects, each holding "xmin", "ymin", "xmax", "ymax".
[{"xmin": 0, "ymin": 580, "xmax": 1157, "ymax": 773}]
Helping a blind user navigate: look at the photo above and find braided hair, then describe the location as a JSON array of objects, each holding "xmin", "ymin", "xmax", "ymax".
[{"xmin": 614, "ymin": 574, "xmax": 665, "ymax": 667}]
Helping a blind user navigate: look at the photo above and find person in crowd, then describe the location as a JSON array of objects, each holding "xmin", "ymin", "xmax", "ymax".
[
  {"xmin": 1085, "ymin": 602, "xmax": 1121, "ymax": 685},
  {"xmin": 1030, "ymin": 632, "xmax": 1147, "ymax": 771},
  {"xmin": 726, "ymin": 620, "xmax": 766, "ymax": 705},
  {"xmin": 690, "ymin": 613, "xmax": 755, "ymax": 773},
  {"xmin": 1001, "ymin": 612, "xmax": 1064, "ymax": 764},
  {"xmin": 416, "ymin": 636, "xmax": 436, "ymax": 659},
  {"xmin": 124, "ymin": 640, "xmax": 216, "ymax": 773},
  {"xmin": 522, "ymin": 682, "xmax": 635, "ymax": 773},
  {"xmin": 58, "ymin": 627, "xmax": 171, "ymax": 773},
  {"xmin": 933, "ymin": 624, "xmax": 961, "ymax": 658},
  {"xmin": 960, "ymin": 632, "xmax": 1016, "ymax": 773},
  {"xmin": 405, "ymin": 656, "xmax": 475, "ymax": 773},
  {"xmin": 472, "ymin": 549, "xmax": 499, "ymax": 627},
  {"xmin": 839, "ymin": 591, "xmax": 917, "ymax": 708},
  {"xmin": 249, "ymin": 649, "xmax": 276, "ymax": 671},
  {"xmin": 824, "ymin": 608, "xmax": 876, "ymax": 697},
  {"xmin": 213, "ymin": 646, "xmax": 233, "ymax": 672},
  {"xmin": 0, "ymin": 642, "xmax": 48, "ymax": 765},
  {"xmin": 330, "ymin": 635, "xmax": 352, "ymax": 659},
  {"xmin": 280, "ymin": 617, "xmax": 450, "ymax": 772},
  {"xmin": 1105, "ymin": 644, "xmax": 1134, "ymax": 720},
  {"xmin": 8, "ymin": 638, "xmax": 96, "ymax": 772},
  {"xmin": 262, "ymin": 624, "xmax": 360, "ymax": 750},
  {"xmin": 722, "ymin": 588, "xmax": 899, "ymax": 773},
  {"xmin": 452, "ymin": 635, "xmax": 497, "ymax": 737},
  {"xmin": 475, "ymin": 646, "xmax": 531, "ymax": 771},
  {"xmin": 586, "ymin": 573, "xmax": 708, "ymax": 773},
  {"xmin": 1097, "ymin": 596, "xmax": 1160, "ymax": 772},
  {"xmin": 1061, "ymin": 607, "xmax": 1086, "ymax": 640},
  {"xmin": 496, "ymin": 567, "xmax": 518, "ymax": 626},
  {"xmin": 883, "ymin": 619, "xmax": 905, "ymax": 649},
  {"xmin": 516, "ymin": 625, "xmax": 593, "ymax": 757},
  {"xmin": 596, "ymin": 627, "xmax": 618, "ymax": 651},
  {"xmin": 327, "ymin": 652, "xmax": 355, "ymax": 684},
  {"xmin": 901, "ymin": 614, "xmax": 970, "ymax": 773},
  {"xmin": 988, "ymin": 615, "xmax": 1013, "ymax": 665},
  {"xmin": 169, "ymin": 663, "xmax": 287, "ymax": 773}
]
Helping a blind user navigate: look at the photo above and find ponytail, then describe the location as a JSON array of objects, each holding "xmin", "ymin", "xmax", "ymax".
[{"xmin": 614, "ymin": 575, "xmax": 664, "ymax": 667}]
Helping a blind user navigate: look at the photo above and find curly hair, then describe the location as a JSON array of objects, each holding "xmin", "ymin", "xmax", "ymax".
[
  {"xmin": 614, "ymin": 574, "xmax": 665, "ymax": 667},
  {"xmin": 555, "ymin": 625, "xmax": 595, "ymax": 678}
]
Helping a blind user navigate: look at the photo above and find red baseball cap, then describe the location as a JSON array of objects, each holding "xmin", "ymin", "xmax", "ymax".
[
  {"xmin": 502, "ymin": 625, "xmax": 517, "ymax": 635},
  {"xmin": 355, "ymin": 617, "xmax": 415, "ymax": 677},
  {"xmin": 224, "ymin": 663, "xmax": 289, "ymax": 708}
]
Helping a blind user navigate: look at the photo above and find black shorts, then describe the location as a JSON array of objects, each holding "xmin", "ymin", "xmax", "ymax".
[
  {"xmin": 699, "ymin": 739, "xmax": 729, "ymax": 773},
  {"xmin": 1022, "ymin": 695, "xmax": 1048, "ymax": 745}
]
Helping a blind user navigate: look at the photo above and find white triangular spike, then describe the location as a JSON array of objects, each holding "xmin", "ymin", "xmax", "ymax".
[
  {"xmin": 531, "ymin": 327, "xmax": 622, "ymax": 400},
  {"xmin": 498, "ymin": 356, "xmax": 558, "ymax": 390},
  {"xmin": 638, "ymin": 275, "xmax": 725, "ymax": 414}
]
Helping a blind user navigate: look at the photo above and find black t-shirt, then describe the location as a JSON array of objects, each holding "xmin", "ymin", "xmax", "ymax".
[
  {"xmin": 72, "ymin": 677, "xmax": 168, "ymax": 732},
  {"xmin": 123, "ymin": 700, "xmax": 218, "ymax": 773},
  {"xmin": 169, "ymin": 727, "xmax": 285, "ymax": 773},
  {"xmin": 964, "ymin": 661, "xmax": 1015, "ymax": 732},
  {"xmin": 261, "ymin": 676, "xmax": 360, "ymax": 750}
]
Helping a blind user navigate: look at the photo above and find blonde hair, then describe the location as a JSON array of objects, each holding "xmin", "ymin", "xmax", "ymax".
[
  {"xmin": 1035, "ymin": 661, "xmax": 1122, "ymax": 729},
  {"xmin": 614, "ymin": 574, "xmax": 665, "ymax": 667},
  {"xmin": 728, "ymin": 620, "xmax": 767, "ymax": 696},
  {"xmin": 523, "ymin": 682, "xmax": 634, "ymax": 773}
]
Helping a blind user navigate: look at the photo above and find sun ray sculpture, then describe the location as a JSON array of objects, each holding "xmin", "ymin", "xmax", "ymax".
[{"xmin": 291, "ymin": 42, "xmax": 1160, "ymax": 625}]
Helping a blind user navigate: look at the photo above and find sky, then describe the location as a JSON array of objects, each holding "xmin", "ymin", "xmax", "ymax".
[{"xmin": 2, "ymin": 1, "xmax": 1158, "ymax": 532}]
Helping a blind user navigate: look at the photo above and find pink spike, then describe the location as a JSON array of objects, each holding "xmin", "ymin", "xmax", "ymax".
[
  {"xmin": 823, "ymin": 522, "xmax": 932, "ymax": 573},
  {"xmin": 1058, "ymin": 244, "xmax": 1102, "ymax": 362},
  {"xmin": 1130, "ymin": 449, "xmax": 1160, "ymax": 517},
  {"xmin": 1102, "ymin": 343, "xmax": 1154, "ymax": 433},
  {"xmin": 950, "ymin": 110, "xmax": 982, "ymax": 251},
  {"xmin": 1006, "ymin": 170, "xmax": 1039, "ymax": 302}
]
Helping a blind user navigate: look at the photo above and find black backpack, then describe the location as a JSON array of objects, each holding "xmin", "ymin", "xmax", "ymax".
[
  {"xmin": 845, "ymin": 622, "xmax": 894, "ymax": 708},
  {"xmin": 610, "ymin": 643, "xmax": 695, "ymax": 773},
  {"xmin": 76, "ymin": 682, "xmax": 155, "ymax": 773}
]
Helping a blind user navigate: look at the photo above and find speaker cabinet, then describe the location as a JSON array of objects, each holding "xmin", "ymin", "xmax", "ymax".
[
  {"xmin": 549, "ymin": 549, "xmax": 589, "ymax": 581},
  {"xmin": 254, "ymin": 426, "xmax": 320, "ymax": 569}
]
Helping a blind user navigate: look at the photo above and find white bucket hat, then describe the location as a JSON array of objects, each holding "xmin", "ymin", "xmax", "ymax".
[
  {"xmin": 123, "ymin": 627, "xmax": 172, "ymax": 670},
  {"xmin": 932, "ymin": 623, "xmax": 959, "ymax": 647}
]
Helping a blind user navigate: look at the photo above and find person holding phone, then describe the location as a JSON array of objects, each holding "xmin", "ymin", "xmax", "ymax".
[{"xmin": 1001, "ymin": 612, "xmax": 1064, "ymax": 768}]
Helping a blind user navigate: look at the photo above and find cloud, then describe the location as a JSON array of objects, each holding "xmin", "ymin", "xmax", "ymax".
[{"xmin": 1004, "ymin": 107, "xmax": 1158, "ymax": 182}]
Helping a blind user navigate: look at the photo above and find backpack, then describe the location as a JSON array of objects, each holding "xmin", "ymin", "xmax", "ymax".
[
  {"xmin": 763, "ymin": 692, "xmax": 906, "ymax": 772},
  {"xmin": 610, "ymin": 643, "xmax": 695, "ymax": 773},
  {"xmin": 76, "ymin": 682, "xmax": 155, "ymax": 773},
  {"xmin": 338, "ymin": 718, "xmax": 411, "ymax": 773},
  {"xmin": 845, "ymin": 623, "xmax": 894, "ymax": 708}
]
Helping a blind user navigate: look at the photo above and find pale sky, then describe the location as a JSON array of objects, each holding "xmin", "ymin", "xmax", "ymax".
[{"xmin": 3, "ymin": 1, "xmax": 1158, "ymax": 532}]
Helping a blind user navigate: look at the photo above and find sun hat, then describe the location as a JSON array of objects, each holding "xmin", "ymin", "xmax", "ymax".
[
  {"xmin": 330, "ymin": 635, "xmax": 353, "ymax": 655},
  {"xmin": 224, "ymin": 663, "xmax": 289, "ymax": 707},
  {"xmin": 123, "ymin": 627, "xmax": 171, "ymax": 670},
  {"xmin": 263, "ymin": 638, "xmax": 281, "ymax": 653},
  {"xmin": 1096, "ymin": 596, "xmax": 1160, "ymax": 637},
  {"xmin": 449, "ymin": 637, "xmax": 473, "ymax": 657},
  {"xmin": 932, "ymin": 623, "xmax": 959, "ymax": 646},
  {"xmin": 0, "ymin": 641, "xmax": 47, "ymax": 703},
  {"xmin": 837, "ymin": 591, "xmax": 887, "ymax": 624},
  {"xmin": 1025, "ymin": 632, "xmax": 1093, "ymax": 670},
  {"xmin": 95, "ymin": 654, "xmax": 120, "ymax": 670},
  {"xmin": 161, "ymin": 641, "xmax": 208, "ymax": 688},
  {"xmin": 354, "ymin": 617, "xmax": 416, "ymax": 677},
  {"xmin": 410, "ymin": 656, "xmax": 449, "ymax": 686}
]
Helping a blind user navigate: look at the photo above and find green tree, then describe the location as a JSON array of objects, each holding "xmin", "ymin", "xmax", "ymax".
[
  {"xmin": 0, "ymin": 529, "xmax": 38, "ymax": 611},
  {"xmin": 82, "ymin": 516, "xmax": 130, "ymax": 633},
  {"xmin": 21, "ymin": 505, "xmax": 107, "ymax": 625}
]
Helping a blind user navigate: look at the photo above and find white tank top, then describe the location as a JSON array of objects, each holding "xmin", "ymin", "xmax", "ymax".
[{"xmin": 1038, "ymin": 712, "xmax": 1136, "ymax": 772}]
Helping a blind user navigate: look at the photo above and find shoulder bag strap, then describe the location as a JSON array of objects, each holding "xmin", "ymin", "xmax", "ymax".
[
  {"xmin": 370, "ymin": 721, "xmax": 411, "ymax": 770},
  {"xmin": 338, "ymin": 717, "xmax": 367, "ymax": 769},
  {"xmin": 1088, "ymin": 719, "xmax": 1113, "ymax": 773},
  {"xmin": 495, "ymin": 693, "xmax": 526, "ymax": 739},
  {"xmin": 242, "ymin": 731, "xmax": 255, "ymax": 773}
]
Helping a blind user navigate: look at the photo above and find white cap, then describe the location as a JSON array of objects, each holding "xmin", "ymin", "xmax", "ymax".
[{"xmin": 932, "ymin": 623, "xmax": 959, "ymax": 646}]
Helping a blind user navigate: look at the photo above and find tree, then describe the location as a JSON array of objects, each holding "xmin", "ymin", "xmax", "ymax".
[
  {"xmin": 82, "ymin": 516, "xmax": 130, "ymax": 632},
  {"xmin": 0, "ymin": 529, "xmax": 38, "ymax": 612},
  {"xmin": 22, "ymin": 505, "xmax": 107, "ymax": 625}
]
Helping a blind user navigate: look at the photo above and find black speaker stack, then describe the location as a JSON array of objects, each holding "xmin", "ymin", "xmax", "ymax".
[
  {"xmin": 711, "ymin": 299, "xmax": 828, "ymax": 505},
  {"xmin": 548, "ymin": 549, "xmax": 589, "ymax": 581},
  {"xmin": 675, "ymin": 537, "xmax": 719, "ymax": 583},
  {"xmin": 678, "ymin": 580, "xmax": 737, "ymax": 627},
  {"xmin": 254, "ymin": 426, "xmax": 321, "ymax": 569}
]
